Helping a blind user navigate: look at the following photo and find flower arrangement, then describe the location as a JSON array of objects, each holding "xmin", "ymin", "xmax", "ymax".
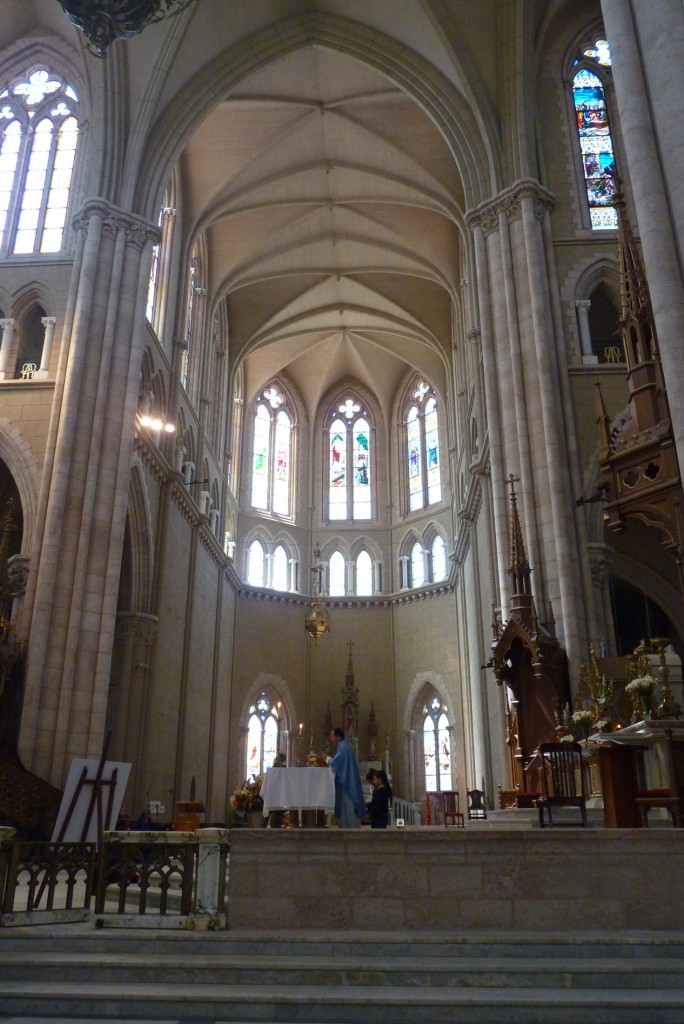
[
  {"xmin": 571, "ymin": 708, "xmax": 596, "ymax": 739},
  {"xmin": 625, "ymin": 674, "xmax": 658, "ymax": 719},
  {"xmin": 230, "ymin": 776, "xmax": 264, "ymax": 813}
]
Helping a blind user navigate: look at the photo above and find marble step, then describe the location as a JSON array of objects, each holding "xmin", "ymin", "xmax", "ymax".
[
  {"xmin": 0, "ymin": 948, "xmax": 683, "ymax": 989},
  {"xmin": 0, "ymin": 978, "xmax": 683, "ymax": 1023}
]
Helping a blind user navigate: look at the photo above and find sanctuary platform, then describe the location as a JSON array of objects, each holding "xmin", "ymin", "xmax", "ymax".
[{"xmin": 228, "ymin": 827, "xmax": 684, "ymax": 933}]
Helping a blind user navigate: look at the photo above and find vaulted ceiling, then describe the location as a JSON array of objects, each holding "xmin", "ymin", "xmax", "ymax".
[{"xmin": 178, "ymin": 44, "xmax": 465, "ymax": 424}]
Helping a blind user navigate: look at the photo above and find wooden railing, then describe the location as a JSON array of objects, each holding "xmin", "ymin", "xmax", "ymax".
[{"xmin": 0, "ymin": 755, "xmax": 62, "ymax": 838}]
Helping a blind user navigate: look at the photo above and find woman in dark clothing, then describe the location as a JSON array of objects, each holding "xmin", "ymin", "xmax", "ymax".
[{"xmin": 368, "ymin": 770, "xmax": 392, "ymax": 829}]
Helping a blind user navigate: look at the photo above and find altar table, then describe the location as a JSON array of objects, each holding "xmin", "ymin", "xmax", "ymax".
[{"xmin": 260, "ymin": 767, "xmax": 335, "ymax": 822}]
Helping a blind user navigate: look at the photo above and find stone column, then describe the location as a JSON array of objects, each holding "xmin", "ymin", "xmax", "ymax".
[
  {"xmin": 600, "ymin": 0, "xmax": 684, "ymax": 478},
  {"xmin": 18, "ymin": 199, "xmax": 159, "ymax": 786},
  {"xmin": 0, "ymin": 319, "xmax": 15, "ymax": 379},
  {"xmin": 194, "ymin": 827, "xmax": 230, "ymax": 927},
  {"xmin": 35, "ymin": 317, "xmax": 57, "ymax": 379},
  {"xmin": 575, "ymin": 300, "xmax": 597, "ymax": 364}
]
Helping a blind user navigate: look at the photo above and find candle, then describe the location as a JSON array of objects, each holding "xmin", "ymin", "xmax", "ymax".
[{"xmin": 299, "ymin": 723, "xmax": 303, "ymax": 736}]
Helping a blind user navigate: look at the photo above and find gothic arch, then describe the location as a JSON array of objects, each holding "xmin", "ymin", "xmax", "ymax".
[{"xmin": 0, "ymin": 418, "xmax": 39, "ymax": 549}]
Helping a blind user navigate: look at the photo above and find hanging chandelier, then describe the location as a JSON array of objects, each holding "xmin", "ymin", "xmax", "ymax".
[
  {"xmin": 56, "ymin": 0, "xmax": 197, "ymax": 58},
  {"xmin": 304, "ymin": 546, "xmax": 330, "ymax": 643}
]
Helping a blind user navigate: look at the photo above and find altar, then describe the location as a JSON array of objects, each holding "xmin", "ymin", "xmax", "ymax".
[{"xmin": 260, "ymin": 767, "xmax": 335, "ymax": 825}]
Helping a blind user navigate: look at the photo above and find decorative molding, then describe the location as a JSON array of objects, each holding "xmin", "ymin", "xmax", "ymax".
[
  {"xmin": 114, "ymin": 611, "xmax": 159, "ymax": 644},
  {"xmin": 72, "ymin": 198, "xmax": 160, "ymax": 248}
]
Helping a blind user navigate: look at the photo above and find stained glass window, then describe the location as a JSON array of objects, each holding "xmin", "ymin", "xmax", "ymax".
[
  {"xmin": 251, "ymin": 385, "xmax": 292, "ymax": 516},
  {"xmin": 572, "ymin": 66, "xmax": 617, "ymax": 230},
  {"xmin": 328, "ymin": 398, "xmax": 372, "ymax": 521},
  {"xmin": 423, "ymin": 693, "xmax": 451, "ymax": 792},
  {"xmin": 245, "ymin": 693, "xmax": 281, "ymax": 779},
  {"xmin": 405, "ymin": 382, "xmax": 441, "ymax": 511},
  {"xmin": 0, "ymin": 68, "xmax": 80, "ymax": 254}
]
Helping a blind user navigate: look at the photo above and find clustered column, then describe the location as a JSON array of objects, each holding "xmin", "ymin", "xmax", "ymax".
[{"xmin": 19, "ymin": 198, "xmax": 159, "ymax": 785}]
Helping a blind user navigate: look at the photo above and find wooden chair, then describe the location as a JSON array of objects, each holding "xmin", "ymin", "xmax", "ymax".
[
  {"xmin": 537, "ymin": 742, "xmax": 587, "ymax": 828},
  {"xmin": 636, "ymin": 729, "xmax": 684, "ymax": 827},
  {"xmin": 467, "ymin": 788, "xmax": 487, "ymax": 820},
  {"xmin": 442, "ymin": 790, "xmax": 465, "ymax": 828}
]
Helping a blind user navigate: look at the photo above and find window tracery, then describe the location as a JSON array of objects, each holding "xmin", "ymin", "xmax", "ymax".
[
  {"xmin": 0, "ymin": 67, "xmax": 80, "ymax": 254},
  {"xmin": 572, "ymin": 40, "xmax": 617, "ymax": 230},
  {"xmin": 245, "ymin": 692, "xmax": 281, "ymax": 779},
  {"xmin": 327, "ymin": 395, "xmax": 372, "ymax": 521},
  {"xmin": 422, "ymin": 691, "xmax": 452, "ymax": 793},
  {"xmin": 251, "ymin": 383, "xmax": 292, "ymax": 517},
  {"xmin": 405, "ymin": 381, "xmax": 441, "ymax": 512}
]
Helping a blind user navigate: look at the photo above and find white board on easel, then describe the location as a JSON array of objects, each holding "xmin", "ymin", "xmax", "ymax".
[{"xmin": 51, "ymin": 759, "xmax": 132, "ymax": 843}]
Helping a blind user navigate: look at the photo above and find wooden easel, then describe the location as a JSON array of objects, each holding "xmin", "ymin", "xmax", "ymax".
[{"xmin": 52, "ymin": 730, "xmax": 118, "ymax": 851}]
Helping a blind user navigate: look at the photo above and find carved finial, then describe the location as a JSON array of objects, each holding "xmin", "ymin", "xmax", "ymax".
[{"xmin": 507, "ymin": 475, "xmax": 530, "ymax": 594}]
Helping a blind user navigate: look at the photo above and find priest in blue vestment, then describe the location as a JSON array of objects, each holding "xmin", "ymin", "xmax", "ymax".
[{"xmin": 327, "ymin": 727, "xmax": 365, "ymax": 828}]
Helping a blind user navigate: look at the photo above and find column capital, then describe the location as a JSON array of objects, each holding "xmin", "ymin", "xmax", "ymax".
[
  {"xmin": 466, "ymin": 178, "xmax": 556, "ymax": 234},
  {"xmin": 72, "ymin": 198, "xmax": 161, "ymax": 250},
  {"xmin": 575, "ymin": 299, "xmax": 592, "ymax": 312},
  {"xmin": 0, "ymin": 318, "xmax": 16, "ymax": 330},
  {"xmin": 40, "ymin": 316, "xmax": 57, "ymax": 327}
]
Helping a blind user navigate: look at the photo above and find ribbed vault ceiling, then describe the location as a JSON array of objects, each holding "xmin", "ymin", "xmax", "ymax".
[{"xmin": 179, "ymin": 44, "xmax": 466, "ymax": 421}]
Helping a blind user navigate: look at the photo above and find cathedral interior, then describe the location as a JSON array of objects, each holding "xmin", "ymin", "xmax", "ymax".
[{"xmin": 1, "ymin": 0, "xmax": 683, "ymax": 828}]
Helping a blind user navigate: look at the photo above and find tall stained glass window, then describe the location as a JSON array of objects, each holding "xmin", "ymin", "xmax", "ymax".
[
  {"xmin": 0, "ymin": 67, "xmax": 80, "ymax": 254},
  {"xmin": 406, "ymin": 381, "xmax": 441, "ymax": 511},
  {"xmin": 572, "ymin": 41, "xmax": 617, "ymax": 230},
  {"xmin": 251, "ymin": 385, "xmax": 292, "ymax": 516},
  {"xmin": 328, "ymin": 397, "xmax": 371, "ymax": 521},
  {"xmin": 423, "ymin": 693, "xmax": 451, "ymax": 792},
  {"xmin": 245, "ymin": 693, "xmax": 281, "ymax": 779}
]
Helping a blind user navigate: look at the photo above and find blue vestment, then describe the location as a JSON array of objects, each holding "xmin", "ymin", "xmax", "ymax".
[{"xmin": 329, "ymin": 738, "xmax": 365, "ymax": 819}]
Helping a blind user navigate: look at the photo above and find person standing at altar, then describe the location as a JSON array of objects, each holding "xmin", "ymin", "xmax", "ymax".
[
  {"xmin": 368, "ymin": 770, "xmax": 392, "ymax": 829},
  {"xmin": 327, "ymin": 727, "xmax": 365, "ymax": 828}
]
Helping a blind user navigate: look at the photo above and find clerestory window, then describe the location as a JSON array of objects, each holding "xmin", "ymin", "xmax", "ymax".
[
  {"xmin": 406, "ymin": 381, "xmax": 441, "ymax": 512},
  {"xmin": 251, "ymin": 384, "xmax": 293, "ymax": 517},
  {"xmin": 328, "ymin": 396, "xmax": 372, "ymax": 521},
  {"xmin": 572, "ymin": 40, "xmax": 617, "ymax": 230},
  {"xmin": 0, "ymin": 67, "xmax": 81, "ymax": 255}
]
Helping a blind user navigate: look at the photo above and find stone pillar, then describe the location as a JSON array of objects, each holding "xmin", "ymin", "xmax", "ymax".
[
  {"xmin": 575, "ymin": 300, "xmax": 598, "ymax": 365},
  {"xmin": 0, "ymin": 319, "xmax": 15, "ymax": 380},
  {"xmin": 194, "ymin": 827, "xmax": 230, "ymax": 927},
  {"xmin": 35, "ymin": 316, "xmax": 57, "ymax": 379},
  {"xmin": 600, "ymin": 0, "xmax": 684, "ymax": 478},
  {"xmin": 467, "ymin": 180, "xmax": 585, "ymax": 661},
  {"xmin": 18, "ymin": 199, "xmax": 159, "ymax": 786},
  {"xmin": 399, "ymin": 555, "xmax": 409, "ymax": 591}
]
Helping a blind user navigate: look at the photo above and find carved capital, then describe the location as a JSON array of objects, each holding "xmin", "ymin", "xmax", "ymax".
[
  {"xmin": 466, "ymin": 179, "xmax": 556, "ymax": 234},
  {"xmin": 72, "ymin": 199, "xmax": 160, "ymax": 249}
]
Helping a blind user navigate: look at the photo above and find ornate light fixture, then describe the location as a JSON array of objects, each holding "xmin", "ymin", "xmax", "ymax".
[
  {"xmin": 56, "ymin": 0, "xmax": 197, "ymax": 58},
  {"xmin": 304, "ymin": 546, "xmax": 330, "ymax": 643}
]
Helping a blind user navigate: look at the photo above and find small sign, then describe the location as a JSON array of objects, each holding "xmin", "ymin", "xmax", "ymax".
[
  {"xmin": 148, "ymin": 801, "xmax": 166, "ymax": 815},
  {"xmin": 396, "ymin": 817, "xmax": 405, "ymax": 827}
]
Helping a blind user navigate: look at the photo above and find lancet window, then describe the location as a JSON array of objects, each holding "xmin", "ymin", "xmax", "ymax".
[
  {"xmin": 0, "ymin": 67, "xmax": 80, "ymax": 255},
  {"xmin": 251, "ymin": 384, "xmax": 293, "ymax": 517},
  {"xmin": 406, "ymin": 381, "xmax": 441, "ymax": 512},
  {"xmin": 327, "ymin": 396, "xmax": 372, "ymax": 521},
  {"xmin": 423, "ymin": 692, "xmax": 452, "ymax": 792},
  {"xmin": 245, "ymin": 693, "xmax": 281, "ymax": 779},
  {"xmin": 572, "ymin": 40, "xmax": 617, "ymax": 230}
]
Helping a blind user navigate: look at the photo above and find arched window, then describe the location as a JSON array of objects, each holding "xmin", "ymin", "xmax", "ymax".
[
  {"xmin": 245, "ymin": 693, "xmax": 281, "ymax": 779},
  {"xmin": 328, "ymin": 396, "xmax": 371, "ymax": 521},
  {"xmin": 146, "ymin": 204, "xmax": 164, "ymax": 322},
  {"xmin": 572, "ymin": 41, "xmax": 617, "ymax": 230},
  {"xmin": 271, "ymin": 544, "xmax": 288, "ymax": 591},
  {"xmin": 423, "ymin": 692, "xmax": 451, "ymax": 792},
  {"xmin": 406, "ymin": 381, "xmax": 441, "ymax": 512},
  {"xmin": 431, "ymin": 535, "xmax": 447, "ymax": 582},
  {"xmin": 410, "ymin": 541, "xmax": 425, "ymax": 588},
  {"xmin": 247, "ymin": 539, "xmax": 265, "ymax": 586},
  {"xmin": 328, "ymin": 550, "xmax": 346, "ymax": 596},
  {"xmin": 0, "ymin": 67, "xmax": 80, "ymax": 254},
  {"xmin": 355, "ymin": 550, "xmax": 373, "ymax": 595},
  {"xmin": 251, "ymin": 384, "xmax": 292, "ymax": 517}
]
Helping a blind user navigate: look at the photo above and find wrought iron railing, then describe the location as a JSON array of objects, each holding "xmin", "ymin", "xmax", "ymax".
[
  {"xmin": 95, "ymin": 834, "xmax": 198, "ymax": 916},
  {"xmin": 1, "ymin": 839, "xmax": 95, "ymax": 916}
]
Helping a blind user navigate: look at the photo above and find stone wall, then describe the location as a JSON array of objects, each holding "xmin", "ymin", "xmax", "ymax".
[{"xmin": 228, "ymin": 828, "xmax": 684, "ymax": 932}]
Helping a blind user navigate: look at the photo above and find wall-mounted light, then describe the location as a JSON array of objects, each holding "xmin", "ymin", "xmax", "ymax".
[{"xmin": 140, "ymin": 415, "xmax": 175, "ymax": 433}]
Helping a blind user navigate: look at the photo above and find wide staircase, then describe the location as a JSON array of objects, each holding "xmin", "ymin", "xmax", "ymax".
[{"xmin": 1, "ymin": 925, "xmax": 683, "ymax": 1022}]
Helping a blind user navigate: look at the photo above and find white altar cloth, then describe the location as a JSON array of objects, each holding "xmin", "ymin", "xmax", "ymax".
[{"xmin": 260, "ymin": 767, "xmax": 335, "ymax": 815}]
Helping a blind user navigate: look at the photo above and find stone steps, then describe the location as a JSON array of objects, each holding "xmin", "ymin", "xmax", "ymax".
[{"xmin": 0, "ymin": 927, "xmax": 683, "ymax": 1022}]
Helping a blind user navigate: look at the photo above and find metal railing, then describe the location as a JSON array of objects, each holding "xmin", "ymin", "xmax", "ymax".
[{"xmin": 1, "ymin": 840, "xmax": 95, "ymax": 918}]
